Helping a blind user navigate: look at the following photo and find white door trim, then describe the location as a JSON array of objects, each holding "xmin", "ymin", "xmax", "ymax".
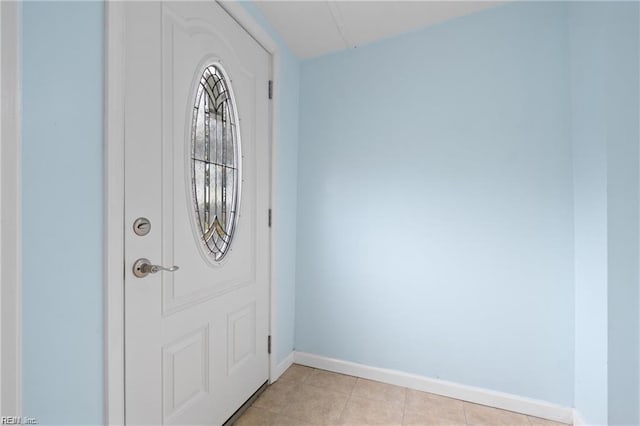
[
  {"xmin": 0, "ymin": 0, "xmax": 22, "ymax": 417},
  {"xmin": 104, "ymin": 1, "xmax": 125, "ymax": 424},
  {"xmin": 104, "ymin": 1, "xmax": 280, "ymax": 423}
]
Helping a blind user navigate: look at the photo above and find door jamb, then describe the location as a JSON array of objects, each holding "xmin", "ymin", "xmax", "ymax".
[
  {"xmin": 104, "ymin": 2, "xmax": 125, "ymax": 424},
  {"xmin": 1, "ymin": 0, "xmax": 22, "ymax": 417},
  {"xmin": 104, "ymin": 2, "xmax": 281, "ymax": 423}
]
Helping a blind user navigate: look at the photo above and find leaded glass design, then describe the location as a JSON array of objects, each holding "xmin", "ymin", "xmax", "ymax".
[{"xmin": 191, "ymin": 65, "xmax": 240, "ymax": 261}]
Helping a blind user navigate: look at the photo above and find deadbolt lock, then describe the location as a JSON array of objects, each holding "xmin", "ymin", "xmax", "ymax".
[{"xmin": 133, "ymin": 217, "xmax": 151, "ymax": 236}]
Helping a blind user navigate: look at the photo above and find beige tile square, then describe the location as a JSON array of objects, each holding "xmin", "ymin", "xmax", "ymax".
[
  {"xmin": 405, "ymin": 389, "xmax": 464, "ymax": 413},
  {"xmin": 403, "ymin": 389, "xmax": 466, "ymax": 426},
  {"xmin": 281, "ymin": 383, "xmax": 349, "ymax": 425},
  {"xmin": 339, "ymin": 395, "xmax": 403, "ymax": 425},
  {"xmin": 464, "ymin": 402, "xmax": 531, "ymax": 426},
  {"xmin": 351, "ymin": 378, "xmax": 406, "ymax": 409},
  {"xmin": 403, "ymin": 407, "xmax": 466, "ymax": 426},
  {"xmin": 279, "ymin": 364, "xmax": 315, "ymax": 385},
  {"xmin": 253, "ymin": 379, "xmax": 300, "ymax": 413},
  {"xmin": 528, "ymin": 416, "xmax": 570, "ymax": 426},
  {"xmin": 234, "ymin": 406, "xmax": 278, "ymax": 426},
  {"xmin": 306, "ymin": 369, "xmax": 358, "ymax": 395},
  {"xmin": 273, "ymin": 414, "xmax": 320, "ymax": 425}
]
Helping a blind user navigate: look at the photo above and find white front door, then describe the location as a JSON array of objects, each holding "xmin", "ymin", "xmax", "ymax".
[{"xmin": 123, "ymin": 2, "xmax": 271, "ymax": 424}]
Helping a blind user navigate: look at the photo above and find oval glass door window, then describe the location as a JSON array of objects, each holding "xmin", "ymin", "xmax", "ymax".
[{"xmin": 190, "ymin": 64, "xmax": 241, "ymax": 262}]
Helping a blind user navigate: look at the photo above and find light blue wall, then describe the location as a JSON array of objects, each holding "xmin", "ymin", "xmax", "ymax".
[
  {"xmin": 296, "ymin": 2, "xmax": 575, "ymax": 405},
  {"xmin": 569, "ymin": 3, "xmax": 640, "ymax": 424},
  {"xmin": 22, "ymin": 1, "xmax": 105, "ymax": 424},
  {"xmin": 239, "ymin": 1, "xmax": 301, "ymax": 365}
]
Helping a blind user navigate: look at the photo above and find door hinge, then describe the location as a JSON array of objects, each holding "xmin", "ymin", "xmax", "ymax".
[
  {"xmin": 268, "ymin": 209, "xmax": 272, "ymax": 228},
  {"xmin": 268, "ymin": 80, "xmax": 273, "ymax": 100},
  {"xmin": 268, "ymin": 335, "xmax": 272, "ymax": 354}
]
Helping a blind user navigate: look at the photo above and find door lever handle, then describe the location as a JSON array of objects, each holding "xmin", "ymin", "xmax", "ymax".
[{"xmin": 133, "ymin": 258, "xmax": 179, "ymax": 278}]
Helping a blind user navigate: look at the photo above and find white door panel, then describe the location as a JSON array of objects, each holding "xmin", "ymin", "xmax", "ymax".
[{"xmin": 124, "ymin": 2, "xmax": 270, "ymax": 424}]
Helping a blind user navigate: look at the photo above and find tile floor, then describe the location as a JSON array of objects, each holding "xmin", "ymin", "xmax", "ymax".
[{"xmin": 234, "ymin": 364, "xmax": 570, "ymax": 426}]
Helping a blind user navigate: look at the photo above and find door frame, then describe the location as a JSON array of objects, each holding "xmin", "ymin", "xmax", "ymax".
[
  {"xmin": 104, "ymin": 1, "xmax": 281, "ymax": 423},
  {"xmin": 0, "ymin": 0, "xmax": 22, "ymax": 417}
]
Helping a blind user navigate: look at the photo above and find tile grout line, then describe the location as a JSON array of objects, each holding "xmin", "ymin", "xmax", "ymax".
[
  {"xmin": 462, "ymin": 401, "xmax": 470, "ymax": 426},
  {"xmin": 400, "ymin": 387, "xmax": 408, "ymax": 426},
  {"xmin": 526, "ymin": 413, "xmax": 534, "ymax": 426},
  {"xmin": 293, "ymin": 366, "xmax": 318, "ymax": 425},
  {"xmin": 336, "ymin": 376, "xmax": 358, "ymax": 424}
]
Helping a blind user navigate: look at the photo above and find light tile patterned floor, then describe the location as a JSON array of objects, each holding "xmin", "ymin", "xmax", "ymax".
[{"xmin": 234, "ymin": 364, "xmax": 571, "ymax": 426}]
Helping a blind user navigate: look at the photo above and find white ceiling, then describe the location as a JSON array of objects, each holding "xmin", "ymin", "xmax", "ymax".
[{"xmin": 255, "ymin": 1, "xmax": 504, "ymax": 59}]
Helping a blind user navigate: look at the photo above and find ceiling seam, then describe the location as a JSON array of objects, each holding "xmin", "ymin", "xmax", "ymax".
[{"xmin": 326, "ymin": 1, "xmax": 351, "ymax": 49}]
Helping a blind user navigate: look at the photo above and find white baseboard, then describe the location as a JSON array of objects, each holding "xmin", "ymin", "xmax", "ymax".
[
  {"xmin": 573, "ymin": 409, "xmax": 586, "ymax": 426},
  {"xmin": 294, "ymin": 351, "xmax": 574, "ymax": 425},
  {"xmin": 271, "ymin": 351, "xmax": 295, "ymax": 383}
]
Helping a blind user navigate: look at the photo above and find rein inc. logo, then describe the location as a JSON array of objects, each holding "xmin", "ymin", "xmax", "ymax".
[{"xmin": 1, "ymin": 417, "xmax": 37, "ymax": 425}]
